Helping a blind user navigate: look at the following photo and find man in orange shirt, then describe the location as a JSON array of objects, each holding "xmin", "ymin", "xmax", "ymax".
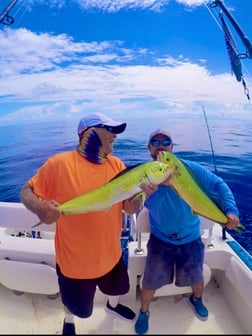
[{"xmin": 20, "ymin": 113, "xmax": 142, "ymax": 335}]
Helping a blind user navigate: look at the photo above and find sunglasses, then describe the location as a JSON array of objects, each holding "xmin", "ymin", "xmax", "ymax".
[
  {"xmin": 150, "ymin": 139, "xmax": 172, "ymax": 147},
  {"xmin": 95, "ymin": 124, "xmax": 114, "ymax": 133}
]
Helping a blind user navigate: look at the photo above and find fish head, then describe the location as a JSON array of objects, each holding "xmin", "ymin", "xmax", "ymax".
[
  {"xmin": 156, "ymin": 151, "xmax": 179, "ymax": 177},
  {"xmin": 145, "ymin": 161, "xmax": 173, "ymax": 185},
  {"xmin": 157, "ymin": 150, "xmax": 173, "ymax": 163}
]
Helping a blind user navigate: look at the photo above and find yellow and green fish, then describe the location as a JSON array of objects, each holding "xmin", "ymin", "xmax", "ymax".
[
  {"xmin": 157, "ymin": 151, "xmax": 245, "ymax": 232},
  {"xmin": 32, "ymin": 160, "xmax": 172, "ymax": 227}
]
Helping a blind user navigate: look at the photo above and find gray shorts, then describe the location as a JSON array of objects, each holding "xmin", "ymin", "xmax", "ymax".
[{"xmin": 142, "ymin": 234, "xmax": 204, "ymax": 289}]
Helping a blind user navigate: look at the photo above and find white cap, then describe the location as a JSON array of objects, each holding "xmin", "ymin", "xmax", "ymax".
[
  {"xmin": 149, "ymin": 128, "xmax": 172, "ymax": 142},
  {"xmin": 77, "ymin": 113, "xmax": 127, "ymax": 135}
]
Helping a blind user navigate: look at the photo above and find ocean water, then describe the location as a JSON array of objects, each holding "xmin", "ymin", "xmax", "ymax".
[{"xmin": 0, "ymin": 118, "xmax": 252, "ymax": 255}]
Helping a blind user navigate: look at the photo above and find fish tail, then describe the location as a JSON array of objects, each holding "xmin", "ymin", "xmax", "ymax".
[
  {"xmin": 31, "ymin": 220, "xmax": 43, "ymax": 228},
  {"xmin": 231, "ymin": 222, "xmax": 245, "ymax": 233},
  {"xmin": 238, "ymin": 222, "xmax": 246, "ymax": 230}
]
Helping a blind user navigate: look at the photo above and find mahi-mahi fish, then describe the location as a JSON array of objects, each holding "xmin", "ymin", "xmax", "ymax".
[
  {"xmin": 32, "ymin": 160, "xmax": 172, "ymax": 228},
  {"xmin": 157, "ymin": 151, "xmax": 245, "ymax": 232}
]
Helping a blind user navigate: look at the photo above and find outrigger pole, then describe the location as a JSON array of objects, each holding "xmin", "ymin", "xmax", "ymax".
[
  {"xmin": 209, "ymin": 0, "xmax": 251, "ymax": 100},
  {"xmin": 209, "ymin": 0, "xmax": 252, "ymax": 59},
  {"xmin": 0, "ymin": 0, "xmax": 19, "ymax": 26}
]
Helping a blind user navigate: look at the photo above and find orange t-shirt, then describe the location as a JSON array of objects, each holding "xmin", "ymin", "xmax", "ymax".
[{"xmin": 28, "ymin": 150, "xmax": 126, "ymax": 279}]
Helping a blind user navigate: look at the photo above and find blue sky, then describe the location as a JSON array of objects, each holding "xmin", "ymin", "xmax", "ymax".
[{"xmin": 0, "ymin": 0, "xmax": 252, "ymax": 125}]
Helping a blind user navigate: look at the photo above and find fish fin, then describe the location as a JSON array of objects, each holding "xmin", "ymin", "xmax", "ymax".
[
  {"xmin": 108, "ymin": 163, "xmax": 146, "ymax": 182},
  {"xmin": 233, "ymin": 222, "xmax": 246, "ymax": 233},
  {"xmin": 141, "ymin": 192, "xmax": 146, "ymax": 205},
  {"xmin": 126, "ymin": 191, "xmax": 146, "ymax": 207}
]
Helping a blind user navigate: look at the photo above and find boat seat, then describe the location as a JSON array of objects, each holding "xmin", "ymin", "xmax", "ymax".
[
  {"xmin": 0, "ymin": 202, "xmax": 59, "ymax": 295},
  {"xmin": 136, "ymin": 207, "xmax": 212, "ymax": 297},
  {"xmin": 0, "ymin": 227, "xmax": 59, "ymax": 295},
  {"xmin": 0, "ymin": 201, "xmax": 56, "ymax": 232},
  {"xmin": 0, "ymin": 259, "xmax": 59, "ymax": 295}
]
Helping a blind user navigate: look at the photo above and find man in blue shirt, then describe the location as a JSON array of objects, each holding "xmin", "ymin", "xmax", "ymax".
[{"xmin": 135, "ymin": 129, "xmax": 240, "ymax": 335}]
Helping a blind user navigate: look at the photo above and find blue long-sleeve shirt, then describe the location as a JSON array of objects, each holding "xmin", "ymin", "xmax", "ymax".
[{"xmin": 145, "ymin": 158, "xmax": 239, "ymax": 245}]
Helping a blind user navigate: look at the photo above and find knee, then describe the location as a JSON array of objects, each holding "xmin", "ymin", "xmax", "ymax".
[
  {"xmin": 65, "ymin": 303, "xmax": 93, "ymax": 318},
  {"xmin": 73, "ymin": 309, "xmax": 92, "ymax": 319}
]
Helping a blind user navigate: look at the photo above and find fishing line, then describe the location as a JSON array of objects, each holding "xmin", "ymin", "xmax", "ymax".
[
  {"xmin": 11, "ymin": 2, "xmax": 27, "ymax": 28},
  {"xmin": 204, "ymin": 2, "xmax": 244, "ymax": 68},
  {"xmin": 0, "ymin": 0, "xmax": 27, "ymax": 28},
  {"xmin": 202, "ymin": 105, "xmax": 218, "ymax": 175},
  {"xmin": 203, "ymin": 1, "xmax": 222, "ymax": 32}
]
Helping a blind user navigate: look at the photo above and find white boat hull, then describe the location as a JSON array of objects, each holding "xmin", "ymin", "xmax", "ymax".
[{"xmin": 0, "ymin": 202, "xmax": 251, "ymax": 334}]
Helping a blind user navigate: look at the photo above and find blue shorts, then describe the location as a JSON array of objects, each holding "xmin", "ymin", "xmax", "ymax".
[
  {"xmin": 142, "ymin": 234, "xmax": 204, "ymax": 290},
  {"xmin": 56, "ymin": 255, "xmax": 129, "ymax": 318}
]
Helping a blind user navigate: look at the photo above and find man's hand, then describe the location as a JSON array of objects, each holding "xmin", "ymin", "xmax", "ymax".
[
  {"xmin": 225, "ymin": 213, "xmax": 240, "ymax": 231},
  {"xmin": 123, "ymin": 193, "xmax": 143, "ymax": 215},
  {"xmin": 140, "ymin": 183, "xmax": 158, "ymax": 198},
  {"xmin": 140, "ymin": 173, "xmax": 174, "ymax": 198},
  {"xmin": 36, "ymin": 200, "xmax": 62, "ymax": 224},
  {"xmin": 161, "ymin": 173, "xmax": 175, "ymax": 186},
  {"xmin": 21, "ymin": 184, "xmax": 62, "ymax": 225}
]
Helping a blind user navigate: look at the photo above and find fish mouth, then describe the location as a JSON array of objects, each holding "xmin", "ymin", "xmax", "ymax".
[{"xmin": 157, "ymin": 151, "xmax": 165, "ymax": 161}]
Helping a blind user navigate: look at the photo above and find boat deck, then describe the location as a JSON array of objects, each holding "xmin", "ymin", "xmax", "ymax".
[{"xmin": 0, "ymin": 277, "xmax": 248, "ymax": 335}]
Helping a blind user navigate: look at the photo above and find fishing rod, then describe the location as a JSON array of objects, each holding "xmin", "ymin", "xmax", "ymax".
[
  {"xmin": 202, "ymin": 105, "xmax": 218, "ymax": 175},
  {"xmin": 0, "ymin": 0, "xmax": 19, "ymax": 25},
  {"xmin": 202, "ymin": 105, "xmax": 227, "ymax": 240}
]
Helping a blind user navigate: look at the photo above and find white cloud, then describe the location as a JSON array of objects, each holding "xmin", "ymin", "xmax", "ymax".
[
  {"xmin": 18, "ymin": 0, "xmax": 206, "ymax": 13},
  {"xmin": 176, "ymin": 0, "xmax": 205, "ymax": 7},
  {"xmin": 0, "ymin": 1, "xmax": 251, "ymax": 124}
]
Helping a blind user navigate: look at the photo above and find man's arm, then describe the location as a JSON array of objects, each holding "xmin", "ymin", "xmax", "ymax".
[{"xmin": 20, "ymin": 184, "xmax": 61, "ymax": 224}]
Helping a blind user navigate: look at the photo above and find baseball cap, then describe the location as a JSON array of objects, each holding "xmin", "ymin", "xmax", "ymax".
[
  {"xmin": 149, "ymin": 128, "xmax": 172, "ymax": 142},
  {"xmin": 77, "ymin": 113, "xmax": 127, "ymax": 135}
]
